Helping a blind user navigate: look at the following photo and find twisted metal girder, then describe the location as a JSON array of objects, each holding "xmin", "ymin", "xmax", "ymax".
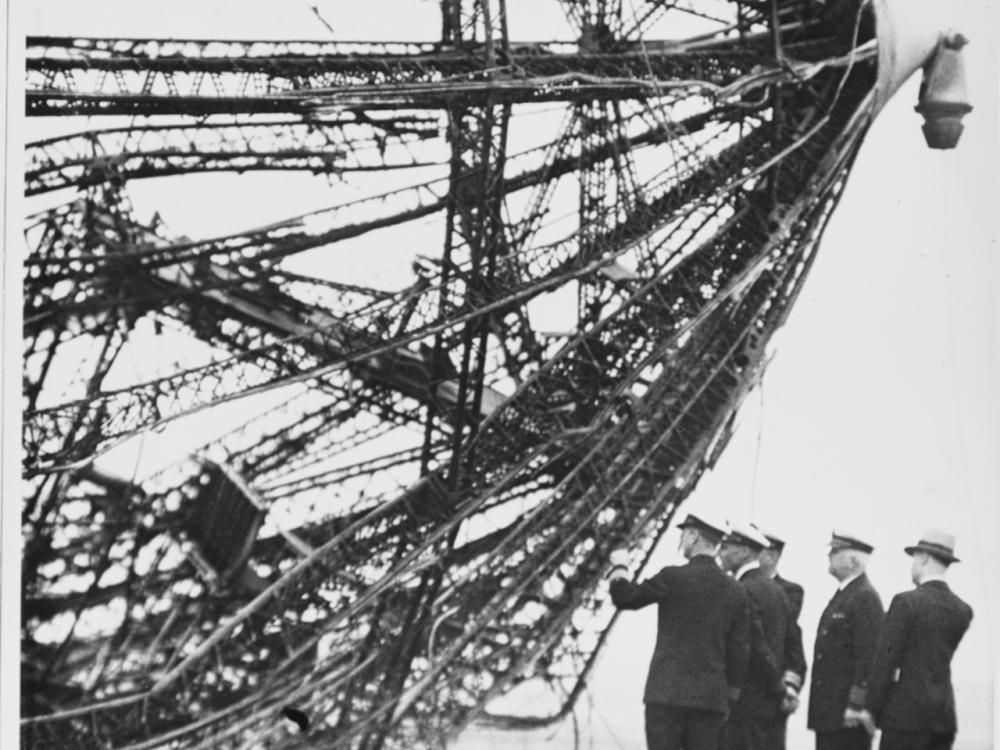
[
  {"xmin": 24, "ymin": 7, "xmax": 866, "ymax": 115},
  {"xmin": 26, "ymin": 36, "xmax": 776, "ymax": 113},
  {"xmin": 24, "ymin": 114, "xmax": 442, "ymax": 195}
]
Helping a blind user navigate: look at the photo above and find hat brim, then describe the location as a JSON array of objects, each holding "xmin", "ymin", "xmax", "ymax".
[
  {"xmin": 904, "ymin": 544, "xmax": 960, "ymax": 563},
  {"xmin": 828, "ymin": 541, "xmax": 873, "ymax": 554},
  {"xmin": 679, "ymin": 522, "xmax": 724, "ymax": 540},
  {"xmin": 723, "ymin": 535, "xmax": 766, "ymax": 551}
]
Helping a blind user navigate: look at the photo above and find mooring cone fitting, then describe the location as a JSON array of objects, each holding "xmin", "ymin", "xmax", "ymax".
[
  {"xmin": 873, "ymin": 0, "xmax": 973, "ymax": 149},
  {"xmin": 914, "ymin": 31, "xmax": 973, "ymax": 149}
]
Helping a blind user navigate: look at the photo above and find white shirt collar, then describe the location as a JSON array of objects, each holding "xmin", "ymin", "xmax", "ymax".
[
  {"xmin": 736, "ymin": 560, "xmax": 760, "ymax": 580},
  {"xmin": 838, "ymin": 571, "xmax": 863, "ymax": 591}
]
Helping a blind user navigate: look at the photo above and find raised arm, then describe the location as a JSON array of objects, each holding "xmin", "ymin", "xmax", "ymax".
[{"xmin": 609, "ymin": 566, "xmax": 674, "ymax": 610}]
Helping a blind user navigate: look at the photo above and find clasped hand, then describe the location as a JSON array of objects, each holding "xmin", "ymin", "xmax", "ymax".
[
  {"xmin": 843, "ymin": 708, "xmax": 875, "ymax": 736},
  {"xmin": 779, "ymin": 685, "xmax": 800, "ymax": 715}
]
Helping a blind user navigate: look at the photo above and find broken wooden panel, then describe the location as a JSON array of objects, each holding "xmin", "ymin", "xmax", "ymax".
[{"xmin": 182, "ymin": 461, "xmax": 266, "ymax": 582}]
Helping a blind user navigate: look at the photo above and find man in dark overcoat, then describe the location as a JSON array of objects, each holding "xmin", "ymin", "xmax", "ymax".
[
  {"xmin": 755, "ymin": 527, "xmax": 807, "ymax": 750},
  {"xmin": 860, "ymin": 528, "xmax": 974, "ymax": 750},
  {"xmin": 608, "ymin": 513, "xmax": 751, "ymax": 750},
  {"xmin": 717, "ymin": 522, "xmax": 790, "ymax": 750},
  {"xmin": 807, "ymin": 531, "xmax": 885, "ymax": 750}
]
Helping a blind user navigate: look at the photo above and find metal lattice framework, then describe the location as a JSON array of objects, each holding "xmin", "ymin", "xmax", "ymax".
[
  {"xmin": 22, "ymin": 1, "xmax": 883, "ymax": 748},
  {"xmin": 25, "ymin": 114, "xmax": 444, "ymax": 195}
]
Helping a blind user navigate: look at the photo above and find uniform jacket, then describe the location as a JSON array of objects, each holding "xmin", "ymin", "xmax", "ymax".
[
  {"xmin": 610, "ymin": 553, "xmax": 751, "ymax": 712},
  {"xmin": 736, "ymin": 567, "xmax": 790, "ymax": 719},
  {"xmin": 775, "ymin": 574, "xmax": 804, "ymax": 620},
  {"xmin": 807, "ymin": 573, "xmax": 884, "ymax": 731},
  {"xmin": 775, "ymin": 574, "xmax": 807, "ymax": 684},
  {"xmin": 864, "ymin": 580, "xmax": 973, "ymax": 733}
]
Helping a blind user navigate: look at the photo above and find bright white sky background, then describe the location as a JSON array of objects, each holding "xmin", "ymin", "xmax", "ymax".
[{"xmin": 3, "ymin": 1, "xmax": 999, "ymax": 749}]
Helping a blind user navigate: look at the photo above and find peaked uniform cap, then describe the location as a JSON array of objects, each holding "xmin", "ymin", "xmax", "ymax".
[
  {"xmin": 828, "ymin": 530, "xmax": 874, "ymax": 554},
  {"xmin": 676, "ymin": 513, "xmax": 727, "ymax": 541},
  {"xmin": 905, "ymin": 528, "xmax": 960, "ymax": 563},
  {"xmin": 723, "ymin": 521, "xmax": 770, "ymax": 551},
  {"xmin": 752, "ymin": 524, "xmax": 785, "ymax": 552}
]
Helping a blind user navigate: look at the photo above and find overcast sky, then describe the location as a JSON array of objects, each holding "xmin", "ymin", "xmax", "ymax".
[{"xmin": 4, "ymin": 2, "xmax": 999, "ymax": 748}]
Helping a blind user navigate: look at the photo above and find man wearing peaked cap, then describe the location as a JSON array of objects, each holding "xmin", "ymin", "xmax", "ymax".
[
  {"xmin": 755, "ymin": 529, "xmax": 805, "ymax": 619},
  {"xmin": 754, "ymin": 526, "xmax": 807, "ymax": 750},
  {"xmin": 721, "ymin": 523, "xmax": 770, "ymax": 550},
  {"xmin": 807, "ymin": 531, "xmax": 884, "ymax": 750},
  {"xmin": 717, "ymin": 522, "xmax": 792, "ymax": 750},
  {"xmin": 607, "ymin": 512, "xmax": 751, "ymax": 750},
  {"xmin": 829, "ymin": 531, "xmax": 875, "ymax": 554},
  {"xmin": 677, "ymin": 512, "xmax": 728, "ymax": 540},
  {"xmin": 860, "ymin": 529, "xmax": 973, "ymax": 750}
]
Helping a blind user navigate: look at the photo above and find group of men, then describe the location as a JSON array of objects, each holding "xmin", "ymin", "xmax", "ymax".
[{"xmin": 607, "ymin": 515, "xmax": 973, "ymax": 750}]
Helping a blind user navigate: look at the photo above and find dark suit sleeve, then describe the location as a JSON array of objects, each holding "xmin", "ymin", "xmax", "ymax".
[
  {"xmin": 609, "ymin": 567, "xmax": 672, "ymax": 609},
  {"xmin": 727, "ymin": 590, "xmax": 752, "ymax": 689},
  {"xmin": 864, "ymin": 593, "xmax": 911, "ymax": 720},
  {"xmin": 778, "ymin": 580, "xmax": 806, "ymax": 687},
  {"xmin": 951, "ymin": 602, "xmax": 973, "ymax": 649},
  {"xmin": 847, "ymin": 588, "xmax": 885, "ymax": 708},
  {"xmin": 783, "ymin": 615, "xmax": 807, "ymax": 688},
  {"xmin": 960, "ymin": 604, "xmax": 974, "ymax": 642},
  {"xmin": 747, "ymin": 591, "xmax": 783, "ymax": 691}
]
